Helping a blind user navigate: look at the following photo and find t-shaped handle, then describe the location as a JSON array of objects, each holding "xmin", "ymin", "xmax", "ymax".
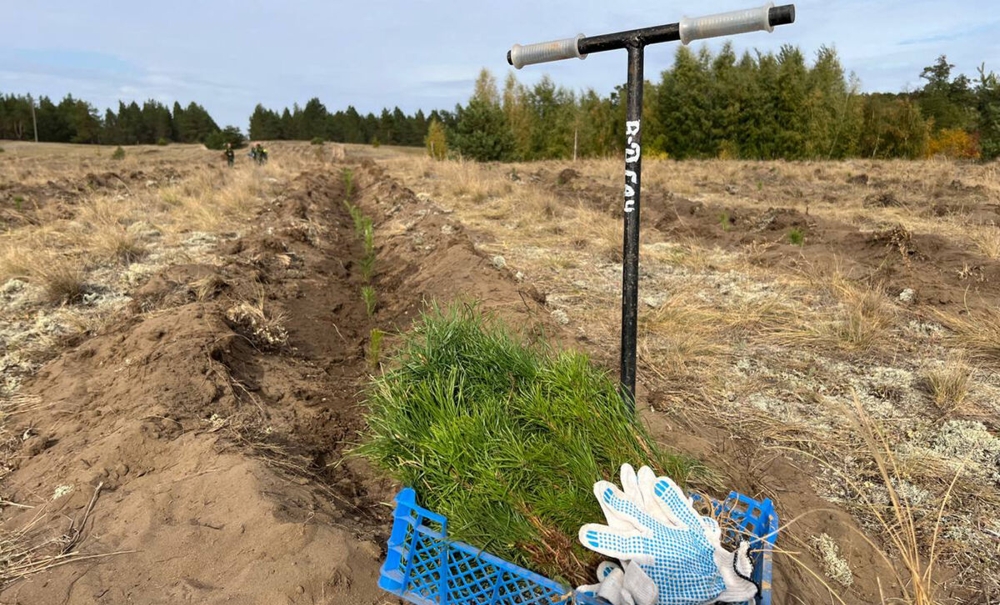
[{"xmin": 507, "ymin": 3, "xmax": 796, "ymax": 69}]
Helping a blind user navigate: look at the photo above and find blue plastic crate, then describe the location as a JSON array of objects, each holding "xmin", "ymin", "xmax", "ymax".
[{"xmin": 380, "ymin": 487, "xmax": 778, "ymax": 605}]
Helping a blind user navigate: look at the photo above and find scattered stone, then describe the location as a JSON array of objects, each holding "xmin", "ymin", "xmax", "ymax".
[
  {"xmin": 492, "ymin": 256, "xmax": 507, "ymax": 270},
  {"xmin": 642, "ymin": 295, "xmax": 665, "ymax": 309},
  {"xmin": 725, "ymin": 184, "xmax": 739, "ymax": 195},
  {"xmin": 898, "ymin": 288, "xmax": 916, "ymax": 304},
  {"xmin": 514, "ymin": 271, "xmax": 525, "ymax": 282},
  {"xmin": 52, "ymin": 485, "xmax": 74, "ymax": 500},
  {"xmin": 440, "ymin": 224, "xmax": 454, "ymax": 235},
  {"xmin": 550, "ymin": 309, "xmax": 570, "ymax": 325}
]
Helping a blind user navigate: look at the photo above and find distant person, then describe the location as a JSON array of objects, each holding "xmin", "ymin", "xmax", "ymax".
[
  {"xmin": 224, "ymin": 142, "xmax": 235, "ymax": 167},
  {"xmin": 254, "ymin": 143, "xmax": 268, "ymax": 165}
]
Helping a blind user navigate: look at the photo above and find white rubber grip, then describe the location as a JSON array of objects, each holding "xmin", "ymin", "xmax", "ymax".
[
  {"xmin": 680, "ymin": 3, "xmax": 774, "ymax": 45},
  {"xmin": 510, "ymin": 34, "xmax": 587, "ymax": 69}
]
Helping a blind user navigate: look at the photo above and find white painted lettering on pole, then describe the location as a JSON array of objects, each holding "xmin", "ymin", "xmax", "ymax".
[{"xmin": 624, "ymin": 120, "xmax": 641, "ymax": 213}]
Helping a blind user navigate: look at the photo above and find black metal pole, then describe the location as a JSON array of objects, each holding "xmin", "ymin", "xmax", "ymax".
[
  {"xmin": 507, "ymin": 5, "xmax": 796, "ymax": 411},
  {"xmin": 620, "ymin": 43, "xmax": 643, "ymax": 409}
]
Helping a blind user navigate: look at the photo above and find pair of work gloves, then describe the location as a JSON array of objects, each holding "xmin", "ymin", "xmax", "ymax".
[{"xmin": 576, "ymin": 464, "xmax": 757, "ymax": 605}]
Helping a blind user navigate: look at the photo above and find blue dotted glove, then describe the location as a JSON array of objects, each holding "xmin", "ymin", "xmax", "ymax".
[{"xmin": 578, "ymin": 465, "xmax": 757, "ymax": 605}]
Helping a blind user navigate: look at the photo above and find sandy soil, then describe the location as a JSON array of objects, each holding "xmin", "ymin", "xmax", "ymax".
[
  {"xmin": 0, "ymin": 146, "xmax": 550, "ymax": 604},
  {"xmin": 2, "ymin": 142, "xmax": 998, "ymax": 604}
]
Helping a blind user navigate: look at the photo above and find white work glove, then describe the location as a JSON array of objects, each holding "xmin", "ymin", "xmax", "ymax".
[
  {"xmin": 577, "ymin": 464, "xmax": 658, "ymax": 605},
  {"xmin": 577, "ymin": 560, "xmax": 658, "ymax": 605},
  {"xmin": 578, "ymin": 465, "xmax": 757, "ymax": 605}
]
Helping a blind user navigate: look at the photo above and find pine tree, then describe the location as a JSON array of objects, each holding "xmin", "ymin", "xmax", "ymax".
[
  {"xmin": 918, "ymin": 56, "xmax": 977, "ymax": 132},
  {"xmin": 657, "ymin": 46, "xmax": 714, "ymax": 158},
  {"xmin": 976, "ymin": 64, "xmax": 1000, "ymax": 160},
  {"xmin": 249, "ymin": 104, "xmax": 282, "ymax": 140},
  {"xmin": 37, "ymin": 96, "xmax": 71, "ymax": 142},
  {"xmin": 453, "ymin": 69, "xmax": 515, "ymax": 161}
]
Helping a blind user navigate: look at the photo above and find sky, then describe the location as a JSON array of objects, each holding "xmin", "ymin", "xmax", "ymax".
[{"xmin": 1, "ymin": 1, "xmax": 997, "ymax": 129}]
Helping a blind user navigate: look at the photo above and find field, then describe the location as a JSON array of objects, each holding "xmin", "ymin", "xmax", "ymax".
[{"xmin": 1, "ymin": 139, "xmax": 999, "ymax": 604}]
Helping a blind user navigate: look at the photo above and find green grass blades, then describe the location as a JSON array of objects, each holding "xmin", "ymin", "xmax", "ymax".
[{"xmin": 357, "ymin": 304, "xmax": 700, "ymax": 585}]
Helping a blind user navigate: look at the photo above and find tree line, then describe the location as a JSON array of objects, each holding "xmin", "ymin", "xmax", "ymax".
[
  {"xmin": 444, "ymin": 47, "xmax": 1000, "ymax": 162},
  {"xmin": 0, "ymin": 95, "xmax": 248, "ymax": 149},
  {"xmin": 247, "ymin": 100, "xmax": 442, "ymax": 146},
  {"xmin": 2, "ymin": 45, "xmax": 997, "ymax": 161}
]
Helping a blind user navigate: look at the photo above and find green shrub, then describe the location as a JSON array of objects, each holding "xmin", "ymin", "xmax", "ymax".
[
  {"xmin": 0, "ymin": 146, "xmax": 5, "ymax": 153},
  {"xmin": 788, "ymin": 227, "xmax": 805, "ymax": 246},
  {"xmin": 371, "ymin": 136, "xmax": 381, "ymax": 148},
  {"xmin": 13, "ymin": 195, "xmax": 24, "ymax": 212},
  {"xmin": 310, "ymin": 136, "xmax": 325, "ymax": 145},
  {"xmin": 111, "ymin": 146, "xmax": 126, "ymax": 160},
  {"xmin": 156, "ymin": 137, "xmax": 169, "ymax": 146},
  {"xmin": 357, "ymin": 305, "xmax": 701, "ymax": 585},
  {"xmin": 719, "ymin": 211, "xmax": 732, "ymax": 232}
]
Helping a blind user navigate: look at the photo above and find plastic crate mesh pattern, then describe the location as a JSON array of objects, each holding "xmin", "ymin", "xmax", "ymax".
[{"xmin": 380, "ymin": 488, "xmax": 777, "ymax": 605}]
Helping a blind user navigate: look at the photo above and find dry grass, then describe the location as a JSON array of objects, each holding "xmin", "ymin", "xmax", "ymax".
[
  {"xmin": 0, "ymin": 243, "xmax": 33, "ymax": 283},
  {"xmin": 922, "ymin": 355, "xmax": 972, "ymax": 415},
  {"xmin": 844, "ymin": 396, "xmax": 959, "ymax": 605},
  {"xmin": 968, "ymin": 227, "xmax": 1000, "ymax": 260},
  {"xmin": 190, "ymin": 274, "xmax": 228, "ymax": 302},
  {"xmin": 0, "ymin": 483, "xmax": 124, "ymax": 591},
  {"xmin": 937, "ymin": 309, "xmax": 1000, "ymax": 363},
  {"xmin": 831, "ymin": 285, "xmax": 897, "ymax": 354},
  {"xmin": 769, "ymin": 273, "xmax": 897, "ymax": 357},
  {"xmin": 34, "ymin": 259, "xmax": 87, "ymax": 304}
]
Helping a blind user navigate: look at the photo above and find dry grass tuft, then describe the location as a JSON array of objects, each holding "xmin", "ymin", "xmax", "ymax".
[
  {"xmin": 34, "ymin": 259, "xmax": 87, "ymax": 304},
  {"xmin": 968, "ymin": 227, "xmax": 1000, "ymax": 259},
  {"xmin": 190, "ymin": 274, "xmax": 228, "ymax": 301},
  {"xmin": 833, "ymin": 286, "xmax": 897, "ymax": 354},
  {"xmin": 0, "ymin": 242, "xmax": 34, "ymax": 283},
  {"xmin": 922, "ymin": 355, "xmax": 972, "ymax": 415},
  {"xmin": 95, "ymin": 228, "xmax": 147, "ymax": 264},
  {"xmin": 936, "ymin": 309, "xmax": 1000, "ymax": 363},
  {"xmin": 774, "ymin": 280, "xmax": 897, "ymax": 356}
]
